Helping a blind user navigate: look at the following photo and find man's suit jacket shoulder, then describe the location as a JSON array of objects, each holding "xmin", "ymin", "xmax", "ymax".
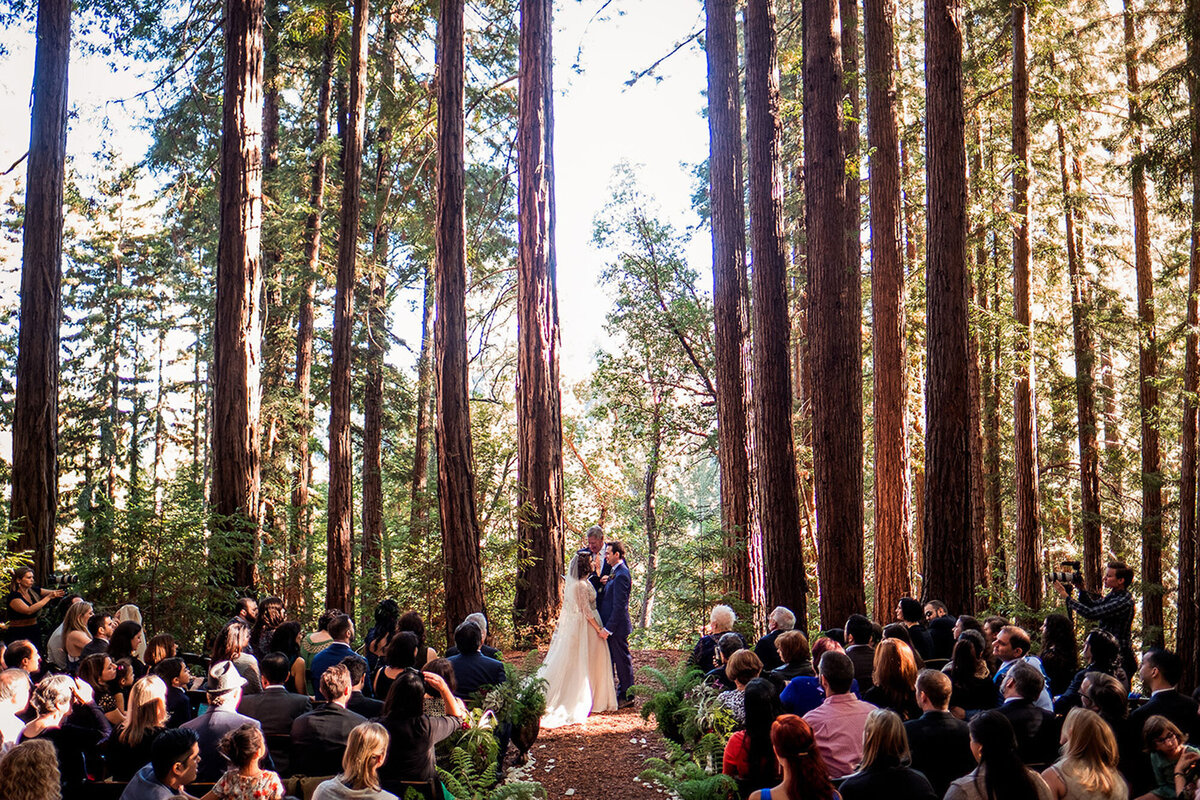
[
  {"xmin": 1131, "ymin": 690, "xmax": 1200, "ymax": 738},
  {"xmin": 238, "ymin": 690, "xmax": 312, "ymax": 735}
]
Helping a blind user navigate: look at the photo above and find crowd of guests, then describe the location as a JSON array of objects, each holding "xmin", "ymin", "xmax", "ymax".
[
  {"xmin": 700, "ymin": 561, "xmax": 1200, "ymax": 800},
  {"xmin": 0, "ymin": 568, "xmax": 510, "ymax": 800}
]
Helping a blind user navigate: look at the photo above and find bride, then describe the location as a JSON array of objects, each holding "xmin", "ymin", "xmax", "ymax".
[{"xmin": 539, "ymin": 551, "xmax": 618, "ymax": 727}]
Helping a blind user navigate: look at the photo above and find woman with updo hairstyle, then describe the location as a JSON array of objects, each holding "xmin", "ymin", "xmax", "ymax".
[
  {"xmin": 366, "ymin": 599, "xmax": 401, "ymax": 675},
  {"xmin": 398, "ymin": 610, "xmax": 438, "ymax": 669},
  {"xmin": 377, "ymin": 669, "xmax": 466, "ymax": 793},
  {"xmin": 945, "ymin": 631, "xmax": 998, "ymax": 717},
  {"xmin": 210, "ymin": 621, "xmax": 261, "ymax": 694},
  {"xmin": 772, "ymin": 631, "xmax": 814, "ymax": 682},
  {"xmin": 1041, "ymin": 707, "xmax": 1127, "ymax": 800},
  {"xmin": 106, "ymin": 674, "xmax": 169, "ymax": 780},
  {"xmin": 839, "ymin": 709, "xmax": 937, "ymax": 799},
  {"xmin": 300, "ymin": 608, "xmax": 343, "ymax": 695},
  {"xmin": 748, "ymin": 714, "xmax": 836, "ymax": 800},
  {"xmin": 20, "ymin": 674, "xmax": 111, "ymax": 797},
  {"xmin": 201, "ymin": 722, "xmax": 284, "ymax": 800},
  {"xmin": 0, "ymin": 739, "xmax": 62, "ymax": 800},
  {"xmin": 945, "ymin": 709, "xmax": 1053, "ymax": 800},
  {"xmin": 249, "ymin": 596, "xmax": 285, "ymax": 657},
  {"xmin": 373, "ymin": 631, "xmax": 419, "ymax": 701},
  {"xmin": 863, "ymin": 639, "xmax": 920, "ymax": 721},
  {"xmin": 1055, "ymin": 629, "xmax": 1127, "ymax": 714},
  {"xmin": 108, "ymin": 620, "xmax": 147, "ymax": 679},
  {"xmin": 313, "ymin": 722, "xmax": 395, "ymax": 800}
]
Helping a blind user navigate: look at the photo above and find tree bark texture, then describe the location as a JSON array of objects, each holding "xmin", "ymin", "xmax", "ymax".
[
  {"xmin": 212, "ymin": 0, "xmax": 265, "ymax": 593},
  {"xmin": 1011, "ymin": 0, "xmax": 1041, "ymax": 614},
  {"xmin": 436, "ymin": 0, "xmax": 487, "ymax": 633},
  {"xmin": 289, "ymin": 9, "xmax": 336, "ymax": 611},
  {"xmin": 515, "ymin": 0, "xmax": 566, "ymax": 640},
  {"xmin": 923, "ymin": 0, "xmax": 975, "ymax": 613},
  {"xmin": 864, "ymin": 0, "xmax": 911, "ymax": 620},
  {"xmin": 410, "ymin": 260, "xmax": 435, "ymax": 531},
  {"xmin": 326, "ymin": 0, "xmax": 368, "ymax": 614},
  {"xmin": 841, "ymin": 0, "xmax": 861, "ymax": 305},
  {"xmin": 1124, "ymin": 0, "xmax": 1163, "ymax": 645},
  {"xmin": 705, "ymin": 0, "xmax": 754, "ymax": 605},
  {"xmin": 806, "ymin": 0, "xmax": 865, "ymax": 628}
]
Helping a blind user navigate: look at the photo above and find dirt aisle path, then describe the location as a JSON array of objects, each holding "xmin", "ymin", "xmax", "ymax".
[{"xmin": 504, "ymin": 649, "xmax": 683, "ymax": 800}]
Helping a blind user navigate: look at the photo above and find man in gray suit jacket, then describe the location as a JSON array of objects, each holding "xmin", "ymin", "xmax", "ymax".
[
  {"xmin": 237, "ymin": 652, "xmax": 311, "ymax": 774},
  {"xmin": 183, "ymin": 661, "xmax": 269, "ymax": 782}
]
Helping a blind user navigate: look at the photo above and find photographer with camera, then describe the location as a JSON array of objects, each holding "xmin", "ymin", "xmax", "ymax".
[
  {"xmin": 3, "ymin": 568, "xmax": 65, "ymax": 652},
  {"xmin": 1052, "ymin": 561, "xmax": 1136, "ymax": 678}
]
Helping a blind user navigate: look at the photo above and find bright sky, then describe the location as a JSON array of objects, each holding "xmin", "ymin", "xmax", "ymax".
[{"xmin": 0, "ymin": 0, "xmax": 712, "ymax": 387}]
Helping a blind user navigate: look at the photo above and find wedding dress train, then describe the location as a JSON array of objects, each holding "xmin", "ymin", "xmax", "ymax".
[{"xmin": 538, "ymin": 564, "xmax": 618, "ymax": 728}]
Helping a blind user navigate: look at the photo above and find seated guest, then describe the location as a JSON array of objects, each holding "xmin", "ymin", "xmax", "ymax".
[
  {"xmin": 108, "ymin": 621, "xmax": 147, "ymax": 679},
  {"xmin": 290, "ymin": 664, "xmax": 365, "ymax": 779},
  {"xmin": 300, "ymin": 609, "xmax": 343, "ymax": 695},
  {"xmin": 839, "ymin": 708, "xmax": 937, "ymax": 800},
  {"xmin": 905, "ymin": 669, "xmax": 975, "ymax": 797},
  {"xmin": 882, "ymin": 623, "xmax": 925, "ymax": 670},
  {"xmin": 238, "ymin": 652, "xmax": 312, "ymax": 775},
  {"xmin": 421, "ymin": 658, "xmax": 457, "ymax": 716},
  {"xmin": 120, "ymin": 727, "xmax": 200, "ymax": 800},
  {"xmin": 443, "ymin": 612, "xmax": 501, "ymax": 660},
  {"xmin": 0, "ymin": 669, "xmax": 30, "ymax": 752},
  {"xmin": 19, "ymin": 674, "xmax": 112, "ymax": 798},
  {"xmin": 723, "ymin": 678, "xmax": 781, "ymax": 794},
  {"xmin": 1041, "ymin": 707, "xmax": 1127, "ymax": 800},
  {"xmin": 208, "ymin": 722, "xmax": 285, "ymax": 800},
  {"xmin": 3, "ymin": 640, "xmax": 40, "ymax": 679},
  {"xmin": 210, "ymin": 621, "xmax": 262, "ymax": 695},
  {"xmin": 377, "ymin": 669, "xmax": 466, "ymax": 794},
  {"xmin": 310, "ymin": 615, "xmax": 364, "ymax": 701},
  {"xmin": 897, "ymin": 597, "xmax": 934, "ymax": 660},
  {"xmin": 862, "ymin": 638, "xmax": 920, "ymax": 721},
  {"xmin": 77, "ymin": 653, "xmax": 125, "ymax": 725},
  {"xmin": 1124, "ymin": 648, "xmax": 1200, "ymax": 793},
  {"xmin": 447, "ymin": 620, "xmax": 505, "ymax": 702},
  {"xmin": 143, "ymin": 634, "xmax": 176, "ymax": 671},
  {"xmin": 82, "ymin": 613, "xmax": 116, "ymax": 659},
  {"xmin": 1039, "ymin": 613, "xmax": 1078, "ymax": 698},
  {"xmin": 982, "ymin": 616, "xmax": 1007, "ymax": 673},
  {"xmin": 181, "ymin": 660, "xmax": 262, "ymax": 782},
  {"xmin": 397, "ymin": 611, "xmax": 438, "ymax": 669},
  {"xmin": 953, "ymin": 615, "xmax": 985, "ymax": 639},
  {"xmin": 945, "ymin": 710, "xmax": 1053, "ymax": 800},
  {"xmin": 748, "ymin": 714, "xmax": 838, "ymax": 800},
  {"xmin": 780, "ymin": 638, "xmax": 858, "ymax": 717},
  {"xmin": 688, "ymin": 604, "xmax": 740, "ymax": 674},
  {"xmin": 365, "ymin": 599, "xmax": 401, "ymax": 676},
  {"xmin": 992, "ymin": 625, "xmax": 1052, "ymax": 710},
  {"xmin": 343, "ymin": 657, "xmax": 382, "ymax": 718},
  {"xmin": 1082, "ymin": 671, "xmax": 1128, "ymax": 742},
  {"xmin": 58, "ymin": 600, "xmax": 91, "ymax": 671},
  {"xmin": 115, "ymin": 605, "xmax": 146, "ymax": 661},
  {"xmin": 230, "ymin": 597, "xmax": 258, "ymax": 629},
  {"xmin": 312, "ymin": 721, "xmax": 395, "ymax": 800},
  {"xmin": 844, "ymin": 614, "xmax": 877, "ymax": 691},
  {"xmin": 0, "ymin": 739, "xmax": 62, "ymax": 800},
  {"xmin": 716, "ymin": 650, "xmax": 763, "ymax": 725},
  {"xmin": 924, "ymin": 600, "xmax": 957, "ymax": 661},
  {"xmin": 152, "ymin": 657, "xmax": 194, "ymax": 728},
  {"xmin": 802, "ymin": 650, "xmax": 875, "ymax": 779},
  {"xmin": 249, "ymin": 596, "xmax": 286, "ymax": 658},
  {"xmin": 996, "ymin": 661, "xmax": 1060, "ymax": 770},
  {"xmin": 945, "ymin": 631, "xmax": 999, "ymax": 717},
  {"xmin": 107, "ymin": 674, "xmax": 169, "ymax": 780},
  {"xmin": 771, "ymin": 631, "xmax": 814, "ymax": 682},
  {"xmin": 754, "ymin": 606, "xmax": 796, "ymax": 671},
  {"xmin": 267, "ymin": 621, "xmax": 304, "ymax": 694},
  {"xmin": 705, "ymin": 632, "xmax": 748, "ymax": 692},
  {"xmin": 1055, "ymin": 628, "xmax": 1126, "ymax": 713},
  {"xmin": 372, "ymin": 632, "xmax": 419, "ymax": 702},
  {"xmin": 1138, "ymin": 715, "xmax": 1200, "ymax": 800}
]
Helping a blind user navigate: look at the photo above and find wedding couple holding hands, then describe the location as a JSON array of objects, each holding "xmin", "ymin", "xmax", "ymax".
[{"xmin": 538, "ymin": 526, "xmax": 635, "ymax": 728}]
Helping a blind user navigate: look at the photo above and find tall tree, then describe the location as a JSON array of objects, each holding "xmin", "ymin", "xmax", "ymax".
[
  {"xmin": 746, "ymin": 0, "xmax": 808, "ymax": 627},
  {"xmin": 436, "ymin": 0, "xmax": 487, "ymax": 632},
  {"xmin": 1123, "ymin": 0, "xmax": 1162, "ymax": 645},
  {"xmin": 864, "ymin": 0, "xmax": 911, "ymax": 619},
  {"xmin": 1011, "ymin": 0, "xmax": 1041, "ymax": 614},
  {"xmin": 409, "ymin": 262, "xmax": 435, "ymax": 532},
  {"xmin": 1182, "ymin": 0, "xmax": 1200, "ymax": 689},
  {"xmin": 12, "ymin": 0, "xmax": 71, "ymax": 578},
  {"xmin": 514, "ymin": 0, "xmax": 565, "ymax": 639},
  {"xmin": 704, "ymin": 0, "xmax": 754, "ymax": 605},
  {"xmin": 805, "ymin": 0, "xmax": 864, "ymax": 627},
  {"xmin": 212, "ymin": 0, "xmax": 266, "ymax": 593},
  {"xmin": 327, "ymin": 0, "xmax": 369, "ymax": 613},
  {"xmin": 923, "ymin": 0, "xmax": 974, "ymax": 612}
]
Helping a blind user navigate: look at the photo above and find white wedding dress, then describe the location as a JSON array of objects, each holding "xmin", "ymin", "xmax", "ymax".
[{"xmin": 538, "ymin": 565, "xmax": 618, "ymax": 728}]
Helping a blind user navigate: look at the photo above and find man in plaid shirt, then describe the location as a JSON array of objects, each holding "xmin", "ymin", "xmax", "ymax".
[{"xmin": 1053, "ymin": 560, "xmax": 1136, "ymax": 677}]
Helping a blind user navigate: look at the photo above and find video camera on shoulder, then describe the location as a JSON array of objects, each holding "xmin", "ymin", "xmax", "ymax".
[
  {"xmin": 1047, "ymin": 560, "xmax": 1083, "ymax": 587},
  {"xmin": 47, "ymin": 572, "xmax": 77, "ymax": 589}
]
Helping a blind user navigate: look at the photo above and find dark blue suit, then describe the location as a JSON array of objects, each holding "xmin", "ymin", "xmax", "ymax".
[
  {"xmin": 447, "ymin": 651, "xmax": 506, "ymax": 702},
  {"xmin": 599, "ymin": 560, "xmax": 634, "ymax": 701}
]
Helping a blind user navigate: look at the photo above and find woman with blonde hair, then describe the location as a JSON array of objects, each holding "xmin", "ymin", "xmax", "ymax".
[
  {"xmin": 863, "ymin": 639, "xmax": 921, "ymax": 721},
  {"xmin": 61, "ymin": 601, "xmax": 92, "ymax": 667},
  {"xmin": 0, "ymin": 739, "xmax": 61, "ymax": 800},
  {"xmin": 313, "ymin": 722, "xmax": 398, "ymax": 800},
  {"xmin": 839, "ymin": 709, "xmax": 937, "ymax": 799},
  {"xmin": 1041, "ymin": 707, "xmax": 1126, "ymax": 800},
  {"xmin": 107, "ymin": 675, "xmax": 169, "ymax": 780}
]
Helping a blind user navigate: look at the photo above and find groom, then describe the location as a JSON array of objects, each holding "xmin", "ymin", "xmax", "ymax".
[{"xmin": 599, "ymin": 540, "xmax": 634, "ymax": 708}]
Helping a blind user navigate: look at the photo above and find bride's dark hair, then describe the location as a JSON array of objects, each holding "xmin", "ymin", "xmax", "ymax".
[{"xmin": 571, "ymin": 552, "xmax": 592, "ymax": 581}]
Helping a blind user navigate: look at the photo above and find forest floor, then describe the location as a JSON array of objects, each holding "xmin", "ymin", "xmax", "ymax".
[{"xmin": 502, "ymin": 648, "xmax": 684, "ymax": 800}]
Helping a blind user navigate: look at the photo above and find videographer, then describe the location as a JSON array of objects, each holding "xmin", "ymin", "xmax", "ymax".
[
  {"xmin": 3, "ymin": 568, "xmax": 65, "ymax": 651},
  {"xmin": 1052, "ymin": 560, "xmax": 1136, "ymax": 677}
]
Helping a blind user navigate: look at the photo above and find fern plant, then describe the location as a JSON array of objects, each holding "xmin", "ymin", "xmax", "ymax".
[
  {"xmin": 631, "ymin": 657, "xmax": 704, "ymax": 744},
  {"xmin": 638, "ymin": 738, "xmax": 739, "ymax": 800},
  {"xmin": 437, "ymin": 716, "xmax": 547, "ymax": 800}
]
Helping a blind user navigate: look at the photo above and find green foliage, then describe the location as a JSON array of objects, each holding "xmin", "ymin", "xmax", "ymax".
[
  {"xmin": 436, "ymin": 713, "xmax": 547, "ymax": 800},
  {"xmin": 630, "ymin": 657, "xmax": 704, "ymax": 745},
  {"xmin": 482, "ymin": 654, "xmax": 548, "ymax": 729},
  {"xmin": 638, "ymin": 737, "xmax": 739, "ymax": 800}
]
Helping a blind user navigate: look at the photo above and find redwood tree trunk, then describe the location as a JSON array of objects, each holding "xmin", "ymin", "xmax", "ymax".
[
  {"xmin": 1181, "ymin": 0, "xmax": 1200, "ymax": 690},
  {"xmin": 1124, "ymin": 0, "xmax": 1163, "ymax": 646},
  {"xmin": 705, "ymin": 0, "xmax": 754, "ymax": 605},
  {"xmin": 1011, "ymin": 0, "xmax": 1041, "ymax": 614},
  {"xmin": 806, "ymin": 0, "xmax": 864, "ymax": 628},
  {"xmin": 410, "ymin": 260, "xmax": 435, "ymax": 531},
  {"xmin": 212, "ymin": 0, "xmax": 265, "ymax": 593},
  {"xmin": 326, "ymin": 0, "xmax": 368, "ymax": 614},
  {"xmin": 864, "ymin": 0, "xmax": 911, "ymax": 619},
  {"xmin": 923, "ymin": 0, "xmax": 975, "ymax": 613},
  {"xmin": 436, "ymin": 0, "xmax": 487, "ymax": 633},
  {"xmin": 514, "ymin": 0, "xmax": 566, "ymax": 640},
  {"xmin": 747, "ymin": 0, "xmax": 809, "ymax": 628},
  {"xmin": 290, "ymin": 8, "xmax": 336, "ymax": 610}
]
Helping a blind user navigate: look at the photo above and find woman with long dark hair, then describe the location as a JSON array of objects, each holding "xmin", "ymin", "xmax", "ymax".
[
  {"xmin": 365, "ymin": 599, "xmax": 401, "ymax": 676},
  {"xmin": 748, "ymin": 714, "xmax": 837, "ymax": 800},
  {"xmin": 863, "ymin": 640, "xmax": 920, "ymax": 721},
  {"xmin": 1039, "ymin": 613, "xmax": 1078, "ymax": 698},
  {"xmin": 1055, "ymin": 629, "xmax": 1127, "ymax": 713},
  {"xmin": 268, "ymin": 621, "xmax": 304, "ymax": 694},
  {"xmin": 397, "ymin": 611, "xmax": 437, "ymax": 669},
  {"xmin": 376, "ymin": 669, "xmax": 466, "ymax": 794},
  {"xmin": 945, "ymin": 709, "xmax": 1052, "ymax": 800},
  {"xmin": 945, "ymin": 632, "xmax": 998, "ymax": 717},
  {"xmin": 723, "ymin": 678, "xmax": 782, "ymax": 794},
  {"xmin": 210, "ymin": 621, "xmax": 261, "ymax": 694},
  {"xmin": 249, "ymin": 597, "xmax": 285, "ymax": 658},
  {"xmin": 373, "ymin": 632, "xmax": 419, "ymax": 702},
  {"xmin": 839, "ymin": 709, "xmax": 937, "ymax": 800},
  {"xmin": 108, "ymin": 621, "xmax": 147, "ymax": 679}
]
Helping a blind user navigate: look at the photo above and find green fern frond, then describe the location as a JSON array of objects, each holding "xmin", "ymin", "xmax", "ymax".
[{"xmin": 487, "ymin": 780, "xmax": 549, "ymax": 800}]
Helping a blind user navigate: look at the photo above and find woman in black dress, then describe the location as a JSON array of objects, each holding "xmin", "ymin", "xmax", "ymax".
[
  {"xmin": 376, "ymin": 669, "xmax": 465, "ymax": 794},
  {"xmin": 3, "ymin": 568, "xmax": 63, "ymax": 649}
]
